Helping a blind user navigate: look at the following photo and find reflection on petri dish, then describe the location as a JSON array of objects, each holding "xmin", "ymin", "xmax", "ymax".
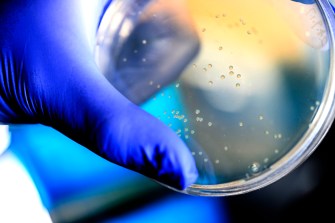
[{"xmin": 95, "ymin": 0, "xmax": 335, "ymax": 196}]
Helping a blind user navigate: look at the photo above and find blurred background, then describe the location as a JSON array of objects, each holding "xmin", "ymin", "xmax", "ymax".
[{"xmin": 0, "ymin": 120, "xmax": 334, "ymax": 223}]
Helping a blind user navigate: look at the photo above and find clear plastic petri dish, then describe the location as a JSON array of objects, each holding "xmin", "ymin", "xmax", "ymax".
[{"xmin": 95, "ymin": 0, "xmax": 335, "ymax": 196}]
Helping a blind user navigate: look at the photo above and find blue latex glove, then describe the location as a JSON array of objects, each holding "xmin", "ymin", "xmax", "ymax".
[
  {"xmin": 292, "ymin": 0, "xmax": 315, "ymax": 4},
  {"xmin": 0, "ymin": 1, "xmax": 198, "ymax": 190}
]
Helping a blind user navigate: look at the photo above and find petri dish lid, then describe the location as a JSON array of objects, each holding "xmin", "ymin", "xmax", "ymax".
[{"xmin": 95, "ymin": 0, "xmax": 335, "ymax": 196}]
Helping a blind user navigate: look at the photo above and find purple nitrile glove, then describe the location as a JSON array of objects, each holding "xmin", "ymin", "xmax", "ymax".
[{"xmin": 0, "ymin": 0, "xmax": 198, "ymax": 190}]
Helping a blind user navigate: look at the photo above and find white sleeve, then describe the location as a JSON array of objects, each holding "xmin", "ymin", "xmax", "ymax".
[
  {"xmin": 0, "ymin": 125, "xmax": 10, "ymax": 156},
  {"xmin": 0, "ymin": 125, "xmax": 53, "ymax": 222}
]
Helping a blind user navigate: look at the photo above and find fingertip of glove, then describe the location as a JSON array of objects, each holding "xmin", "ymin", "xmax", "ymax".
[
  {"xmin": 179, "ymin": 167, "xmax": 199, "ymax": 190},
  {"xmin": 159, "ymin": 152, "xmax": 198, "ymax": 190},
  {"xmin": 157, "ymin": 167, "xmax": 198, "ymax": 191}
]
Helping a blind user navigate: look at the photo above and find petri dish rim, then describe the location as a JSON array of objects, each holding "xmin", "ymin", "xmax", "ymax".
[
  {"xmin": 182, "ymin": 0, "xmax": 335, "ymax": 196},
  {"xmin": 96, "ymin": 0, "xmax": 335, "ymax": 196}
]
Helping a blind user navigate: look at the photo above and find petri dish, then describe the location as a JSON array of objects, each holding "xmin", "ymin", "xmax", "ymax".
[{"xmin": 95, "ymin": 0, "xmax": 335, "ymax": 196}]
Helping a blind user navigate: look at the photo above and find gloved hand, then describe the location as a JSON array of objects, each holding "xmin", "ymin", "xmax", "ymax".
[{"xmin": 0, "ymin": 0, "xmax": 198, "ymax": 190}]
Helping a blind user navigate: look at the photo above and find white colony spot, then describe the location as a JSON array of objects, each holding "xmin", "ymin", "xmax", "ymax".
[
  {"xmin": 208, "ymin": 122, "xmax": 213, "ymax": 127},
  {"xmin": 204, "ymin": 158, "xmax": 208, "ymax": 162},
  {"xmin": 142, "ymin": 39, "xmax": 147, "ymax": 44},
  {"xmin": 175, "ymin": 83, "xmax": 180, "ymax": 88},
  {"xmin": 224, "ymin": 146, "xmax": 228, "ymax": 151},
  {"xmin": 274, "ymin": 134, "xmax": 282, "ymax": 139},
  {"xmin": 191, "ymin": 130, "xmax": 195, "ymax": 135},
  {"xmin": 249, "ymin": 162, "xmax": 261, "ymax": 174},
  {"xmin": 196, "ymin": 117, "xmax": 204, "ymax": 122},
  {"xmin": 174, "ymin": 114, "xmax": 185, "ymax": 120},
  {"xmin": 199, "ymin": 152, "xmax": 203, "ymax": 156},
  {"xmin": 195, "ymin": 109, "xmax": 200, "ymax": 115},
  {"xmin": 215, "ymin": 160, "xmax": 220, "ymax": 164}
]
